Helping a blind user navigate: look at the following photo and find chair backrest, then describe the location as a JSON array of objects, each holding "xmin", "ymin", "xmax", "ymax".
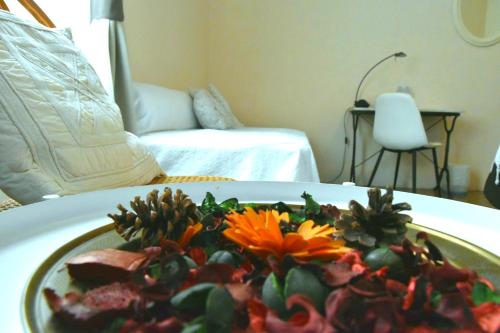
[{"xmin": 373, "ymin": 93, "xmax": 428, "ymax": 150}]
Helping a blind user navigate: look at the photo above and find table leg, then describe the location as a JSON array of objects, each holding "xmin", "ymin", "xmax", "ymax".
[
  {"xmin": 349, "ymin": 114, "xmax": 360, "ymax": 182},
  {"xmin": 438, "ymin": 115, "xmax": 459, "ymax": 198}
]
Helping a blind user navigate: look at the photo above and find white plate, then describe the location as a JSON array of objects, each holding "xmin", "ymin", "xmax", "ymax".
[{"xmin": 1, "ymin": 181, "xmax": 499, "ymax": 333}]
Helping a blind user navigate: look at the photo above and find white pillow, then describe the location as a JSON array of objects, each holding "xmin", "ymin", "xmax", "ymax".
[
  {"xmin": 208, "ymin": 84, "xmax": 243, "ymax": 127},
  {"xmin": 193, "ymin": 86, "xmax": 243, "ymax": 130},
  {"xmin": 0, "ymin": 11, "xmax": 164, "ymax": 204},
  {"xmin": 134, "ymin": 82, "xmax": 199, "ymax": 135}
]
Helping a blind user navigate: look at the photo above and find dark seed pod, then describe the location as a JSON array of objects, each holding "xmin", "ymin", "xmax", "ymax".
[
  {"xmin": 336, "ymin": 188, "xmax": 412, "ymax": 248},
  {"xmin": 108, "ymin": 187, "xmax": 201, "ymax": 247}
]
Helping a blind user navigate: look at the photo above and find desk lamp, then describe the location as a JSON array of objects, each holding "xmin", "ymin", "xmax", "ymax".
[{"xmin": 354, "ymin": 51, "xmax": 407, "ymax": 107}]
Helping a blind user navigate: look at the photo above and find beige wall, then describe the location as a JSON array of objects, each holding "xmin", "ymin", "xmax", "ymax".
[
  {"xmin": 123, "ymin": 0, "xmax": 208, "ymax": 89},
  {"xmin": 485, "ymin": 0, "xmax": 500, "ymax": 37},
  {"xmin": 125, "ymin": 0, "xmax": 500, "ymax": 190}
]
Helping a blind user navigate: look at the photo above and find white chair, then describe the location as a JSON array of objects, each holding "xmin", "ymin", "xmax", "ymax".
[{"xmin": 367, "ymin": 93, "xmax": 441, "ymax": 195}]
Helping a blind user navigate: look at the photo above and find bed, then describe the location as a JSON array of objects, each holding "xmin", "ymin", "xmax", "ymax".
[{"xmin": 134, "ymin": 82, "xmax": 320, "ymax": 183}]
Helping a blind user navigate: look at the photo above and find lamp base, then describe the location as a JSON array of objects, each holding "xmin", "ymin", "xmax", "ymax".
[{"xmin": 354, "ymin": 99, "xmax": 370, "ymax": 108}]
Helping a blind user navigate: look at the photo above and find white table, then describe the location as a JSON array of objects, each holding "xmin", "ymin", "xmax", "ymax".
[{"xmin": 0, "ymin": 181, "xmax": 498, "ymax": 332}]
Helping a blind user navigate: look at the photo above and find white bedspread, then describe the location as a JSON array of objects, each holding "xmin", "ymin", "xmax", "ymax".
[{"xmin": 140, "ymin": 128, "xmax": 320, "ymax": 182}]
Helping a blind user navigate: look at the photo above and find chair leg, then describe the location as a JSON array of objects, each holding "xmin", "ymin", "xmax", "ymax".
[
  {"xmin": 445, "ymin": 169, "xmax": 451, "ymax": 198},
  {"xmin": 411, "ymin": 151, "xmax": 417, "ymax": 193},
  {"xmin": 368, "ymin": 149, "xmax": 385, "ymax": 187},
  {"xmin": 393, "ymin": 152, "xmax": 401, "ymax": 189},
  {"xmin": 431, "ymin": 148, "xmax": 442, "ymax": 197}
]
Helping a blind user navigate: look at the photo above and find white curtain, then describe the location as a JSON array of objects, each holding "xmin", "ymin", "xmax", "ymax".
[{"xmin": 90, "ymin": 0, "xmax": 139, "ymax": 133}]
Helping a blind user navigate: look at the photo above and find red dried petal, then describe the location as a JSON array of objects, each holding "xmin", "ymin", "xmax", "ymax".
[
  {"xmin": 140, "ymin": 284, "xmax": 175, "ymax": 302},
  {"xmin": 430, "ymin": 260, "xmax": 472, "ymax": 292},
  {"xmin": 188, "ymin": 247, "xmax": 207, "ymax": 266},
  {"xmin": 326, "ymin": 284, "xmax": 403, "ymax": 332},
  {"xmin": 82, "ymin": 283, "xmax": 139, "ymax": 310},
  {"xmin": 142, "ymin": 246, "xmax": 162, "ymax": 259},
  {"xmin": 66, "ymin": 249, "xmax": 148, "ymax": 283},
  {"xmin": 159, "ymin": 239, "xmax": 184, "ymax": 254},
  {"xmin": 386, "ymin": 279, "xmax": 408, "ymax": 296},
  {"xmin": 435, "ymin": 292, "xmax": 479, "ymax": 329},
  {"xmin": 288, "ymin": 311, "xmax": 309, "ymax": 326},
  {"xmin": 404, "ymin": 325, "xmax": 440, "ymax": 333},
  {"xmin": 403, "ymin": 277, "xmax": 417, "ymax": 311},
  {"xmin": 189, "ymin": 263, "xmax": 239, "ymax": 284},
  {"xmin": 247, "ymin": 298, "xmax": 268, "ymax": 333},
  {"xmin": 361, "ymin": 296, "xmax": 402, "ymax": 333},
  {"xmin": 225, "ymin": 283, "xmax": 255, "ymax": 310},
  {"xmin": 416, "ymin": 232, "xmax": 428, "ymax": 241},
  {"xmin": 240, "ymin": 259, "xmax": 254, "ymax": 274},
  {"xmin": 265, "ymin": 295, "xmax": 335, "ymax": 333},
  {"xmin": 266, "ymin": 256, "xmax": 284, "ymax": 278},
  {"xmin": 325, "ymin": 288, "xmax": 358, "ymax": 332},
  {"xmin": 323, "ymin": 262, "xmax": 365, "ymax": 288},
  {"xmin": 472, "ymin": 302, "xmax": 500, "ymax": 333},
  {"xmin": 348, "ymin": 275, "xmax": 386, "ymax": 298},
  {"xmin": 119, "ymin": 317, "xmax": 183, "ymax": 333},
  {"xmin": 375, "ymin": 267, "xmax": 389, "ymax": 278},
  {"xmin": 44, "ymin": 283, "xmax": 140, "ymax": 330},
  {"xmin": 337, "ymin": 250, "xmax": 365, "ymax": 266}
]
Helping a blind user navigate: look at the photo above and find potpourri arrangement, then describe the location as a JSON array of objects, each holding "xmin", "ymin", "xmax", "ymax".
[{"xmin": 43, "ymin": 188, "xmax": 500, "ymax": 333}]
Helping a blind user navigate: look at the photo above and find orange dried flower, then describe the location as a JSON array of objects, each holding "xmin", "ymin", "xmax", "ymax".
[
  {"xmin": 178, "ymin": 223, "xmax": 203, "ymax": 249},
  {"xmin": 223, "ymin": 208, "xmax": 350, "ymax": 261}
]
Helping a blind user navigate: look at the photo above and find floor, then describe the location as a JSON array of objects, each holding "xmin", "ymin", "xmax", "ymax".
[{"xmin": 399, "ymin": 189, "xmax": 494, "ymax": 208}]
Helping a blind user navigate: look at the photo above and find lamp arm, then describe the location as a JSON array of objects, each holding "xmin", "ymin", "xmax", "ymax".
[{"xmin": 354, "ymin": 53, "xmax": 398, "ymax": 105}]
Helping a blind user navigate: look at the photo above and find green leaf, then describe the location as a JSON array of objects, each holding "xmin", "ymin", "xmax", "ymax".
[
  {"xmin": 289, "ymin": 212, "xmax": 306, "ymax": 224},
  {"xmin": 149, "ymin": 263, "xmax": 161, "ymax": 279},
  {"xmin": 364, "ymin": 247, "xmax": 404, "ymax": 273},
  {"xmin": 158, "ymin": 254, "xmax": 190, "ymax": 288},
  {"xmin": 430, "ymin": 290, "xmax": 442, "ymax": 308},
  {"xmin": 242, "ymin": 202, "xmax": 259, "ymax": 209},
  {"xmin": 200, "ymin": 192, "xmax": 219, "ymax": 215},
  {"xmin": 219, "ymin": 198, "xmax": 240, "ymax": 211},
  {"xmin": 200, "ymin": 193, "xmax": 240, "ymax": 216},
  {"xmin": 206, "ymin": 287, "xmax": 235, "ymax": 333},
  {"xmin": 183, "ymin": 255, "xmax": 198, "ymax": 269},
  {"xmin": 171, "ymin": 283, "xmax": 216, "ymax": 311},
  {"xmin": 472, "ymin": 282, "xmax": 500, "ymax": 305},
  {"xmin": 102, "ymin": 318, "xmax": 126, "ymax": 333},
  {"xmin": 182, "ymin": 316, "xmax": 208, "ymax": 333},
  {"xmin": 270, "ymin": 201, "xmax": 294, "ymax": 214},
  {"xmin": 301, "ymin": 192, "xmax": 321, "ymax": 216},
  {"xmin": 193, "ymin": 215, "xmax": 224, "ymax": 249},
  {"xmin": 116, "ymin": 238, "xmax": 142, "ymax": 251},
  {"xmin": 284, "ymin": 267, "xmax": 328, "ymax": 313},
  {"xmin": 207, "ymin": 250, "xmax": 236, "ymax": 266},
  {"xmin": 262, "ymin": 272, "xmax": 287, "ymax": 316}
]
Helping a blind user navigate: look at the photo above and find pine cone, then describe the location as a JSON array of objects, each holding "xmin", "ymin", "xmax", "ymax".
[
  {"xmin": 108, "ymin": 188, "xmax": 201, "ymax": 247},
  {"xmin": 336, "ymin": 188, "xmax": 412, "ymax": 248}
]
